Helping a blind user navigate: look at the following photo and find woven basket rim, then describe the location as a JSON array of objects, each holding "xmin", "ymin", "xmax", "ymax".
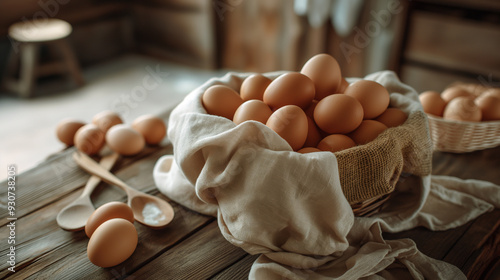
[
  {"xmin": 427, "ymin": 113, "xmax": 500, "ymax": 153},
  {"xmin": 427, "ymin": 114, "xmax": 500, "ymax": 125},
  {"xmin": 351, "ymin": 193, "xmax": 392, "ymax": 217}
]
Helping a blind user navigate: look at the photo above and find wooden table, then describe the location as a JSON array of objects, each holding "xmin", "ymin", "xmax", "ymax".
[{"xmin": 1, "ymin": 113, "xmax": 499, "ymax": 279}]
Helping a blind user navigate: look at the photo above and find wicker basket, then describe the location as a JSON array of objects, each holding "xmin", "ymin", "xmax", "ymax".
[
  {"xmin": 351, "ymin": 193, "xmax": 392, "ymax": 217},
  {"xmin": 427, "ymin": 114, "xmax": 500, "ymax": 153},
  {"xmin": 160, "ymin": 71, "xmax": 432, "ymax": 220}
]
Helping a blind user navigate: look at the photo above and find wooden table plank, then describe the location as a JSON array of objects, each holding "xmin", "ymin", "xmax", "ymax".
[
  {"xmin": 466, "ymin": 224, "xmax": 500, "ymax": 280},
  {"xmin": 432, "ymin": 147, "xmax": 500, "ymax": 276},
  {"xmin": 0, "ymin": 188, "xmax": 93, "ymax": 278},
  {"xmin": 0, "ymin": 186, "xmax": 211, "ymax": 279},
  {"xmin": 211, "ymin": 254, "xmax": 258, "ymax": 280},
  {"xmin": 383, "ymin": 222, "xmax": 471, "ymax": 261},
  {"xmin": 0, "ymin": 148, "xmax": 89, "ymax": 225},
  {"xmin": 1, "ymin": 146, "xmax": 166, "ymax": 272},
  {"xmin": 132, "ymin": 221, "xmax": 248, "ymax": 280},
  {"xmin": 11, "ymin": 204, "xmax": 212, "ymax": 280},
  {"xmin": 0, "ymin": 145, "xmax": 164, "ymax": 226},
  {"xmin": 384, "ymin": 147, "xmax": 500, "ymax": 276},
  {"xmin": 444, "ymin": 208, "xmax": 500, "ymax": 277},
  {"xmin": 432, "ymin": 148, "xmax": 500, "ymax": 185},
  {"xmin": 0, "ymin": 143, "xmax": 217, "ymax": 279}
]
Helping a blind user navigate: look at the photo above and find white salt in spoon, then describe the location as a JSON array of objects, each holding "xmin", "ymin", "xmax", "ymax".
[
  {"xmin": 72, "ymin": 151, "xmax": 175, "ymax": 229},
  {"xmin": 57, "ymin": 152, "xmax": 120, "ymax": 231}
]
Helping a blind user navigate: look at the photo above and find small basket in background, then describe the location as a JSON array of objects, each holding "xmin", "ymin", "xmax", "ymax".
[{"xmin": 427, "ymin": 114, "xmax": 500, "ymax": 153}]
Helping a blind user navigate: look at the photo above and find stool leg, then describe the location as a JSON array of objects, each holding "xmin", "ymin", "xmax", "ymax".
[
  {"xmin": 56, "ymin": 39, "xmax": 84, "ymax": 86},
  {"xmin": 18, "ymin": 43, "xmax": 39, "ymax": 98},
  {"xmin": 2, "ymin": 45, "xmax": 20, "ymax": 92},
  {"xmin": 5, "ymin": 47, "xmax": 20, "ymax": 77}
]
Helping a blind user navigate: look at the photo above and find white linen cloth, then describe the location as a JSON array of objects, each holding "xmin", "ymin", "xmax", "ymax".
[
  {"xmin": 293, "ymin": 0, "xmax": 364, "ymax": 34},
  {"xmin": 154, "ymin": 71, "xmax": 500, "ymax": 279}
]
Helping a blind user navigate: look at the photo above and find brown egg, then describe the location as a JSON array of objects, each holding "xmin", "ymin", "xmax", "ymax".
[
  {"xmin": 297, "ymin": 147, "xmax": 321, "ymax": 154},
  {"xmin": 375, "ymin": 108, "xmax": 408, "ymax": 128},
  {"xmin": 338, "ymin": 77, "xmax": 349, "ymax": 93},
  {"xmin": 314, "ymin": 94, "xmax": 363, "ymax": 134},
  {"xmin": 348, "ymin": 120, "xmax": 388, "ymax": 145},
  {"xmin": 443, "ymin": 97, "xmax": 482, "ymax": 122},
  {"xmin": 87, "ymin": 218, "xmax": 138, "ymax": 268},
  {"xmin": 266, "ymin": 105, "xmax": 308, "ymax": 151},
  {"xmin": 450, "ymin": 83, "xmax": 487, "ymax": 98},
  {"xmin": 92, "ymin": 111, "xmax": 123, "ymax": 133},
  {"xmin": 303, "ymin": 117, "xmax": 322, "ymax": 148},
  {"xmin": 441, "ymin": 87, "xmax": 473, "ymax": 103},
  {"xmin": 132, "ymin": 115, "xmax": 167, "ymax": 145},
  {"xmin": 344, "ymin": 80, "xmax": 390, "ymax": 119},
  {"xmin": 475, "ymin": 95, "xmax": 500, "ymax": 121},
  {"xmin": 317, "ymin": 134, "xmax": 356, "ymax": 153},
  {"xmin": 74, "ymin": 124, "xmax": 105, "ymax": 155},
  {"xmin": 481, "ymin": 88, "xmax": 500, "ymax": 100},
  {"xmin": 233, "ymin": 100, "xmax": 273, "ymax": 125},
  {"xmin": 202, "ymin": 85, "xmax": 243, "ymax": 120},
  {"xmin": 263, "ymin": 72, "xmax": 315, "ymax": 110},
  {"xmin": 106, "ymin": 124, "xmax": 145, "ymax": 156},
  {"xmin": 300, "ymin": 53, "xmax": 342, "ymax": 100},
  {"xmin": 304, "ymin": 100, "xmax": 318, "ymax": 119},
  {"xmin": 419, "ymin": 91, "xmax": 446, "ymax": 116},
  {"xmin": 240, "ymin": 74, "xmax": 272, "ymax": 101},
  {"xmin": 85, "ymin": 202, "xmax": 134, "ymax": 238},
  {"xmin": 56, "ymin": 119, "xmax": 85, "ymax": 146}
]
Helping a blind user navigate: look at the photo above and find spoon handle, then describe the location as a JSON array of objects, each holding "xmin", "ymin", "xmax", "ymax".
[
  {"xmin": 80, "ymin": 153, "xmax": 120, "ymax": 197},
  {"xmin": 73, "ymin": 151, "xmax": 132, "ymax": 194}
]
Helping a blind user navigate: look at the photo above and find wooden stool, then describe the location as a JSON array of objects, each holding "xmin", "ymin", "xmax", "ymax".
[{"xmin": 3, "ymin": 18, "xmax": 84, "ymax": 98}]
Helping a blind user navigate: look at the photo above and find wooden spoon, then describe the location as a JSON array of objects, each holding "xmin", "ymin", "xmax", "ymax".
[
  {"xmin": 72, "ymin": 151, "xmax": 175, "ymax": 229},
  {"xmin": 57, "ymin": 152, "xmax": 120, "ymax": 231}
]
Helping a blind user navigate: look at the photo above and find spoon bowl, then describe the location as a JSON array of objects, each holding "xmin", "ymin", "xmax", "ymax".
[
  {"xmin": 129, "ymin": 191, "xmax": 174, "ymax": 229},
  {"xmin": 58, "ymin": 202, "xmax": 95, "ymax": 231},
  {"xmin": 57, "ymin": 153, "xmax": 120, "ymax": 231},
  {"xmin": 72, "ymin": 151, "xmax": 175, "ymax": 229}
]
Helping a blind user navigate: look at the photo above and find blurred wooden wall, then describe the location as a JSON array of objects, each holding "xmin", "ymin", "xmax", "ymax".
[
  {"xmin": 0, "ymin": 0, "xmax": 408, "ymax": 77},
  {"xmin": 131, "ymin": 0, "xmax": 215, "ymax": 69},
  {"xmin": 399, "ymin": 0, "xmax": 500, "ymax": 93},
  {"xmin": 215, "ymin": 0, "xmax": 409, "ymax": 78},
  {"xmin": 2, "ymin": 0, "xmax": 498, "ymax": 95},
  {"xmin": 215, "ymin": 0, "xmax": 323, "ymax": 73}
]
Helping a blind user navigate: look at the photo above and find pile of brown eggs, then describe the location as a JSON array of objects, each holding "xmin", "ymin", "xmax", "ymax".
[
  {"xmin": 419, "ymin": 84, "xmax": 500, "ymax": 122},
  {"xmin": 202, "ymin": 54, "xmax": 407, "ymax": 154},
  {"xmin": 56, "ymin": 111, "xmax": 167, "ymax": 156},
  {"xmin": 56, "ymin": 112, "xmax": 166, "ymax": 267}
]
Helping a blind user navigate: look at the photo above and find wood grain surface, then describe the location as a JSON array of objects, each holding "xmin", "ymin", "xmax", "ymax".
[
  {"xmin": 1, "ymin": 131, "xmax": 498, "ymax": 279},
  {"xmin": 405, "ymin": 10, "xmax": 500, "ymax": 79}
]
